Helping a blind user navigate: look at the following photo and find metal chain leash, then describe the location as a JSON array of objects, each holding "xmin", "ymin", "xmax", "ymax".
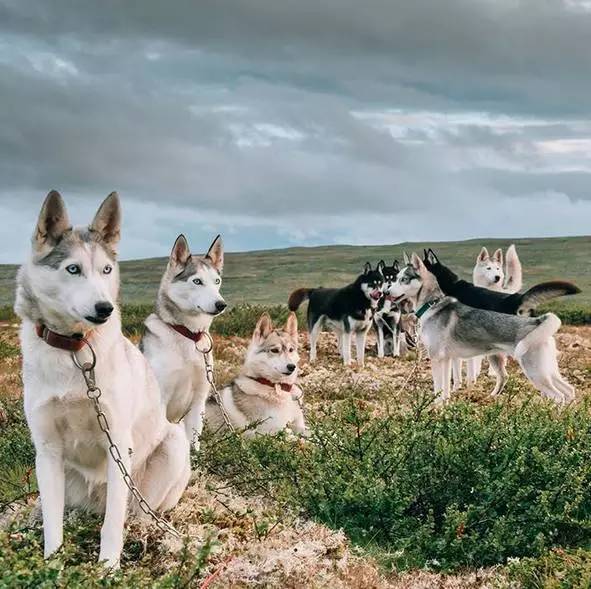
[{"xmin": 71, "ymin": 342, "xmax": 183, "ymax": 539}]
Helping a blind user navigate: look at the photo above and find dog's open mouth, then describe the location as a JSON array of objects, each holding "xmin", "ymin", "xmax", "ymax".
[
  {"xmin": 85, "ymin": 315, "xmax": 109, "ymax": 325},
  {"xmin": 370, "ymin": 290, "xmax": 382, "ymax": 300}
]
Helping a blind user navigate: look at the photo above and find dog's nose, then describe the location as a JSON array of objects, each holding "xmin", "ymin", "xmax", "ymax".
[
  {"xmin": 286, "ymin": 363, "xmax": 296, "ymax": 373},
  {"xmin": 494, "ymin": 276, "xmax": 501, "ymax": 283},
  {"xmin": 95, "ymin": 301, "xmax": 114, "ymax": 318},
  {"xmin": 215, "ymin": 300, "xmax": 227, "ymax": 313}
]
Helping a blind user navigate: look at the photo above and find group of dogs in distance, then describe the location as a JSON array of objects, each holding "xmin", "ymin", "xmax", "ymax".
[{"xmin": 15, "ymin": 191, "xmax": 581, "ymax": 567}]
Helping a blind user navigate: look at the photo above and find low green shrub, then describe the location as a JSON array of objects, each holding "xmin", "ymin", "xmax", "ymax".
[
  {"xmin": 541, "ymin": 302, "xmax": 591, "ymax": 326},
  {"xmin": 201, "ymin": 394, "xmax": 591, "ymax": 571},
  {"xmin": 0, "ymin": 305, "xmax": 17, "ymax": 322}
]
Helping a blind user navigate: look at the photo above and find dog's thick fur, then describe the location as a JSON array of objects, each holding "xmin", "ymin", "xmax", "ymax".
[
  {"xmin": 423, "ymin": 249, "xmax": 580, "ymax": 316},
  {"xmin": 204, "ymin": 312, "xmax": 306, "ymax": 436},
  {"xmin": 288, "ymin": 263, "xmax": 383, "ymax": 366},
  {"xmin": 141, "ymin": 234, "xmax": 226, "ymax": 450},
  {"xmin": 387, "ymin": 253, "xmax": 575, "ymax": 404},
  {"xmin": 16, "ymin": 191, "xmax": 190, "ymax": 568}
]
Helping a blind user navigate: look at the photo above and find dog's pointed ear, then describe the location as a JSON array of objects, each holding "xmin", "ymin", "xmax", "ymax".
[
  {"xmin": 427, "ymin": 248, "xmax": 439, "ymax": 264},
  {"xmin": 493, "ymin": 248, "xmax": 503, "ymax": 265},
  {"xmin": 411, "ymin": 252, "xmax": 425, "ymax": 272},
  {"xmin": 205, "ymin": 234, "xmax": 224, "ymax": 274},
  {"xmin": 363, "ymin": 262, "xmax": 372, "ymax": 274},
  {"xmin": 477, "ymin": 247, "xmax": 489, "ymax": 262},
  {"xmin": 33, "ymin": 190, "xmax": 71, "ymax": 252},
  {"xmin": 393, "ymin": 259, "xmax": 400, "ymax": 272},
  {"xmin": 285, "ymin": 311, "xmax": 298, "ymax": 341},
  {"xmin": 402, "ymin": 251, "xmax": 410, "ymax": 265},
  {"xmin": 253, "ymin": 313, "xmax": 273, "ymax": 342},
  {"xmin": 89, "ymin": 192, "xmax": 121, "ymax": 252},
  {"xmin": 170, "ymin": 234, "xmax": 191, "ymax": 268},
  {"xmin": 377, "ymin": 260, "xmax": 385, "ymax": 273}
]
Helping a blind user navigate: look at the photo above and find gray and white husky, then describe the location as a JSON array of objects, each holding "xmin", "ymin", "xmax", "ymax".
[
  {"xmin": 141, "ymin": 234, "xmax": 226, "ymax": 451},
  {"xmin": 204, "ymin": 312, "xmax": 307, "ymax": 436},
  {"xmin": 15, "ymin": 191, "xmax": 190, "ymax": 568},
  {"xmin": 386, "ymin": 253, "xmax": 574, "ymax": 404}
]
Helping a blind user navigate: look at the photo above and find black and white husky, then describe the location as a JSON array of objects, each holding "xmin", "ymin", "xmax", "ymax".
[
  {"xmin": 288, "ymin": 263, "xmax": 383, "ymax": 366},
  {"xmin": 374, "ymin": 260, "xmax": 404, "ymax": 357}
]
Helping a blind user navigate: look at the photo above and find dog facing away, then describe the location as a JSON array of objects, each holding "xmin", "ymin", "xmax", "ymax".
[
  {"xmin": 141, "ymin": 234, "xmax": 226, "ymax": 451},
  {"xmin": 288, "ymin": 263, "xmax": 383, "ymax": 366},
  {"xmin": 204, "ymin": 312, "xmax": 307, "ymax": 436},
  {"xmin": 15, "ymin": 191, "xmax": 190, "ymax": 568},
  {"xmin": 423, "ymin": 249, "xmax": 580, "ymax": 316},
  {"xmin": 473, "ymin": 245, "xmax": 523, "ymax": 293},
  {"xmin": 386, "ymin": 253, "xmax": 575, "ymax": 404}
]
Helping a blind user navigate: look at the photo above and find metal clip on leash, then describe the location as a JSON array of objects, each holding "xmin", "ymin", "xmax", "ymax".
[{"xmin": 72, "ymin": 341, "xmax": 182, "ymax": 539}]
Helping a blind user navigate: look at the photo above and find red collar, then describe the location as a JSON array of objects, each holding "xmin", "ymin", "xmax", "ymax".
[
  {"xmin": 36, "ymin": 323, "xmax": 87, "ymax": 352},
  {"xmin": 167, "ymin": 323, "xmax": 204, "ymax": 343},
  {"xmin": 250, "ymin": 376, "xmax": 294, "ymax": 393}
]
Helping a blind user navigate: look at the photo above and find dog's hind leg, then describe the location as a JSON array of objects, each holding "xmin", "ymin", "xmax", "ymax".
[
  {"xmin": 488, "ymin": 354, "xmax": 508, "ymax": 396},
  {"xmin": 452, "ymin": 359, "xmax": 463, "ymax": 391}
]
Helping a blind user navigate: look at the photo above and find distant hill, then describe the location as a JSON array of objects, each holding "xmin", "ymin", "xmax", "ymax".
[{"xmin": 1, "ymin": 235, "xmax": 589, "ymax": 308}]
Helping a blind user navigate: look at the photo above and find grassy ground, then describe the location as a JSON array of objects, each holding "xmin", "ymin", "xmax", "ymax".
[
  {"xmin": 1, "ymin": 305, "xmax": 591, "ymax": 587},
  {"xmin": 1, "ymin": 235, "xmax": 590, "ymax": 307}
]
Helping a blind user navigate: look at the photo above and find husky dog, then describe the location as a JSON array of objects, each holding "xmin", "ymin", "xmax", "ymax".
[
  {"xmin": 288, "ymin": 263, "xmax": 383, "ymax": 366},
  {"xmin": 386, "ymin": 253, "xmax": 575, "ymax": 404},
  {"xmin": 374, "ymin": 259, "xmax": 406, "ymax": 358},
  {"xmin": 204, "ymin": 312, "xmax": 306, "ymax": 436},
  {"xmin": 473, "ymin": 245, "xmax": 523, "ymax": 293},
  {"xmin": 467, "ymin": 245, "xmax": 523, "ymax": 385},
  {"xmin": 15, "ymin": 191, "xmax": 190, "ymax": 568},
  {"xmin": 141, "ymin": 234, "xmax": 226, "ymax": 450},
  {"xmin": 423, "ymin": 249, "xmax": 580, "ymax": 316}
]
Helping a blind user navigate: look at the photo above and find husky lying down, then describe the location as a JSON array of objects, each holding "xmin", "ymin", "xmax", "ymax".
[
  {"xmin": 387, "ymin": 253, "xmax": 575, "ymax": 404},
  {"xmin": 16, "ymin": 191, "xmax": 190, "ymax": 568},
  {"xmin": 205, "ymin": 312, "xmax": 307, "ymax": 436}
]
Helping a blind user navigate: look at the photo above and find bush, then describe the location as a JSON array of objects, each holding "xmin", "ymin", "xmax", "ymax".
[
  {"xmin": 201, "ymin": 394, "xmax": 591, "ymax": 571},
  {"xmin": 541, "ymin": 303, "xmax": 591, "ymax": 326}
]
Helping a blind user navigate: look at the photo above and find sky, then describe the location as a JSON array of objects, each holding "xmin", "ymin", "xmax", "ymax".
[{"xmin": 1, "ymin": 0, "xmax": 591, "ymax": 263}]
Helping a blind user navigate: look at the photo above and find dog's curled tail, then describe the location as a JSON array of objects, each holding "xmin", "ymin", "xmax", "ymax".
[
  {"xmin": 504, "ymin": 244, "xmax": 522, "ymax": 293},
  {"xmin": 288, "ymin": 288, "xmax": 312, "ymax": 311},
  {"xmin": 514, "ymin": 313, "xmax": 561, "ymax": 358},
  {"xmin": 517, "ymin": 281, "xmax": 581, "ymax": 315}
]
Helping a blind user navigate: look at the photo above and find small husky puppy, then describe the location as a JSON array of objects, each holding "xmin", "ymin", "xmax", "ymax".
[
  {"xmin": 16, "ymin": 191, "xmax": 190, "ymax": 568},
  {"xmin": 288, "ymin": 263, "xmax": 383, "ymax": 366},
  {"xmin": 473, "ymin": 245, "xmax": 523, "ymax": 293},
  {"xmin": 141, "ymin": 234, "xmax": 226, "ymax": 450},
  {"xmin": 374, "ymin": 260, "xmax": 404, "ymax": 358},
  {"xmin": 387, "ymin": 253, "xmax": 575, "ymax": 404},
  {"xmin": 204, "ymin": 312, "xmax": 307, "ymax": 436}
]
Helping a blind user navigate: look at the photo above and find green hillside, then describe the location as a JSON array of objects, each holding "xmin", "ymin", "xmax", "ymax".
[{"xmin": 1, "ymin": 235, "xmax": 589, "ymax": 308}]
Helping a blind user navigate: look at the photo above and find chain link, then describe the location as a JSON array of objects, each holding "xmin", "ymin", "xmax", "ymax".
[{"xmin": 72, "ymin": 343, "xmax": 183, "ymax": 539}]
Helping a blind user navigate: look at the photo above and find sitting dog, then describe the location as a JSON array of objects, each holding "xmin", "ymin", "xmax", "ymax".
[
  {"xmin": 16, "ymin": 191, "xmax": 190, "ymax": 568},
  {"xmin": 141, "ymin": 234, "xmax": 226, "ymax": 451},
  {"xmin": 204, "ymin": 312, "xmax": 307, "ymax": 436},
  {"xmin": 387, "ymin": 253, "xmax": 575, "ymax": 404},
  {"xmin": 288, "ymin": 263, "xmax": 383, "ymax": 366}
]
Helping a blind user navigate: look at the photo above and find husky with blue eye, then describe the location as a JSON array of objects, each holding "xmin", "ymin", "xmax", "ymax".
[
  {"xmin": 141, "ymin": 234, "xmax": 226, "ymax": 451},
  {"xmin": 288, "ymin": 263, "xmax": 383, "ymax": 367},
  {"xmin": 15, "ymin": 191, "xmax": 190, "ymax": 568}
]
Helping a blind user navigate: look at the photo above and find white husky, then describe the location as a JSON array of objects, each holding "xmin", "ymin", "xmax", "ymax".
[
  {"xmin": 141, "ymin": 234, "xmax": 226, "ymax": 451},
  {"xmin": 459, "ymin": 245, "xmax": 523, "ymax": 386},
  {"xmin": 15, "ymin": 191, "xmax": 190, "ymax": 568}
]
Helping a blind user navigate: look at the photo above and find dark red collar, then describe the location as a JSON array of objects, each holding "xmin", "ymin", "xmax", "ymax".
[
  {"xmin": 249, "ymin": 376, "xmax": 294, "ymax": 392},
  {"xmin": 36, "ymin": 323, "xmax": 87, "ymax": 352},
  {"xmin": 167, "ymin": 323, "xmax": 204, "ymax": 343}
]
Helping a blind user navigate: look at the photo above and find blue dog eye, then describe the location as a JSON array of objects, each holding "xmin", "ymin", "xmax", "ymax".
[{"xmin": 66, "ymin": 264, "xmax": 81, "ymax": 275}]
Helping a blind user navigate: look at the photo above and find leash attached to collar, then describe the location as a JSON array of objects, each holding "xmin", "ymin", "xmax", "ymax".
[
  {"xmin": 36, "ymin": 323, "xmax": 87, "ymax": 352},
  {"xmin": 248, "ymin": 376, "xmax": 294, "ymax": 393},
  {"xmin": 414, "ymin": 297, "xmax": 443, "ymax": 319},
  {"xmin": 167, "ymin": 323, "xmax": 204, "ymax": 343}
]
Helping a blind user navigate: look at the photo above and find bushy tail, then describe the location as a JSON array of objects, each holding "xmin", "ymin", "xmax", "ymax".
[
  {"xmin": 517, "ymin": 281, "xmax": 581, "ymax": 315},
  {"xmin": 515, "ymin": 313, "xmax": 561, "ymax": 358},
  {"xmin": 288, "ymin": 288, "xmax": 312, "ymax": 311},
  {"xmin": 504, "ymin": 244, "xmax": 522, "ymax": 293}
]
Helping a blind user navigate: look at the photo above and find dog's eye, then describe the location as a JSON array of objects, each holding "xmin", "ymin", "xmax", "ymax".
[
  {"xmin": 103, "ymin": 264, "xmax": 112, "ymax": 275},
  {"xmin": 193, "ymin": 278, "xmax": 202, "ymax": 285},
  {"xmin": 66, "ymin": 264, "xmax": 81, "ymax": 275},
  {"xmin": 215, "ymin": 278, "xmax": 221, "ymax": 285},
  {"xmin": 288, "ymin": 347, "xmax": 294, "ymax": 353},
  {"xmin": 270, "ymin": 348, "xmax": 280, "ymax": 354}
]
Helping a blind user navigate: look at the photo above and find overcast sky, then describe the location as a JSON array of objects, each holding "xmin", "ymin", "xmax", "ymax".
[{"xmin": 1, "ymin": 0, "xmax": 591, "ymax": 262}]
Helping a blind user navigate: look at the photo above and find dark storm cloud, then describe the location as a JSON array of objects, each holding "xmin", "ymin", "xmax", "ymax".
[{"xmin": 0, "ymin": 0, "xmax": 590, "ymax": 262}]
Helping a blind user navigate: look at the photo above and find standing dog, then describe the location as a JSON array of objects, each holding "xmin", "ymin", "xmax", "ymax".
[
  {"xmin": 386, "ymin": 253, "xmax": 575, "ymax": 404},
  {"xmin": 205, "ymin": 312, "xmax": 306, "ymax": 436},
  {"xmin": 288, "ymin": 263, "xmax": 383, "ymax": 366},
  {"xmin": 141, "ymin": 234, "xmax": 226, "ymax": 451},
  {"xmin": 16, "ymin": 191, "xmax": 190, "ymax": 568},
  {"xmin": 374, "ymin": 260, "xmax": 405, "ymax": 357}
]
